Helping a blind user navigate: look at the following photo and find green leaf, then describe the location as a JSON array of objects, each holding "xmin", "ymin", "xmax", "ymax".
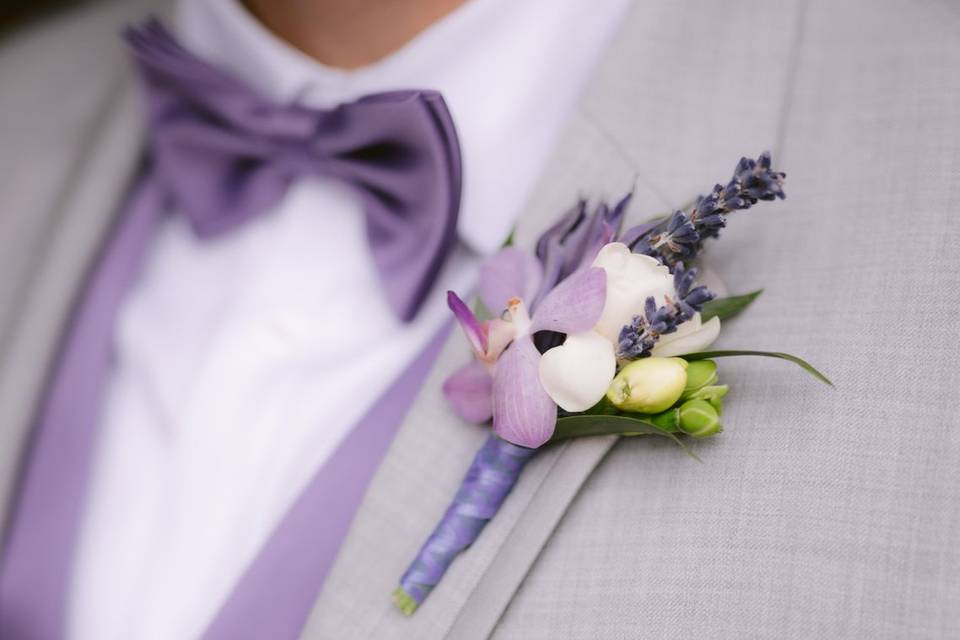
[
  {"xmin": 681, "ymin": 350, "xmax": 834, "ymax": 387},
  {"xmin": 580, "ymin": 397, "xmax": 620, "ymax": 416},
  {"xmin": 553, "ymin": 414, "xmax": 665, "ymax": 439},
  {"xmin": 551, "ymin": 414, "xmax": 701, "ymax": 462},
  {"xmin": 700, "ymin": 289, "xmax": 764, "ymax": 322}
]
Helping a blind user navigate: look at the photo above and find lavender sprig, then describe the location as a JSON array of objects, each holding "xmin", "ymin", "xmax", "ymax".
[
  {"xmin": 638, "ymin": 151, "xmax": 786, "ymax": 266},
  {"xmin": 617, "ymin": 263, "xmax": 715, "ymax": 360}
]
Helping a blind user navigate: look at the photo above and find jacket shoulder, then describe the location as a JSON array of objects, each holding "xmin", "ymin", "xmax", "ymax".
[
  {"xmin": 0, "ymin": 0, "xmax": 154, "ymax": 343},
  {"xmin": 0, "ymin": 1, "xmax": 154, "ymax": 138}
]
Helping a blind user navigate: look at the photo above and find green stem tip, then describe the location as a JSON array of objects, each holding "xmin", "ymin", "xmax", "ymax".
[{"xmin": 393, "ymin": 586, "xmax": 419, "ymax": 616}]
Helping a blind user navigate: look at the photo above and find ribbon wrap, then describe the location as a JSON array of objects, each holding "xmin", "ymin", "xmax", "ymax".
[{"xmin": 395, "ymin": 435, "xmax": 536, "ymax": 613}]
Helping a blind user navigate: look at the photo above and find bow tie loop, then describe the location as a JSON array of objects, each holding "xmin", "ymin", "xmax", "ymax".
[{"xmin": 125, "ymin": 19, "xmax": 463, "ymax": 322}]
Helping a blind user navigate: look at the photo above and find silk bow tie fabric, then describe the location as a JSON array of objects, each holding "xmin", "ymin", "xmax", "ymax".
[{"xmin": 125, "ymin": 20, "xmax": 462, "ymax": 322}]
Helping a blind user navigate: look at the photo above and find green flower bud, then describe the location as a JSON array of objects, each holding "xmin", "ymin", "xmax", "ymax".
[
  {"xmin": 649, "ymin": 407, "xmax": 681, "ymax": 432},
  {"xmin": 685, "ymin": 384, "xmax": 729, "ymax": 415},
  {"xmin": 676, "ymin": 399, "xmax": 722, "ymax": 438},
  {"xmin": 606, "ymin": 357, "xmax": 688, "ymax": 414},
  {"xmin": 681, "ymin": 360, "xmax": 718, "ymax": 398}
]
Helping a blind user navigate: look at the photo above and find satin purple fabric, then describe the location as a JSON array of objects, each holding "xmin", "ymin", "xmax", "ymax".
[
  {"xmin": 398, "ymin": 435, "xmax": 535, "ymax": 608},
  {"xmin": 0, "ymin": 19, "xmax": 463, "ymax": 639},
  {"xmin": 127, "ymin": 20, "xmax": 462, "ymax": 322}
]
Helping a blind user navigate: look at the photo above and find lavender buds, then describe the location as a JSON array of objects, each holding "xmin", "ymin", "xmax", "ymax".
[
  {"xmin": 617, "ymin": 262, "xmax": 715, "ymax": 360},
  {"xmin": 637, "ymin": 151, "xmax": 786, "ymax": 266}
]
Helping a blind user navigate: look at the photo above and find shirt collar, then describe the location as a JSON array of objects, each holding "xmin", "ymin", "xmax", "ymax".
[{"xmin": 175, "ymin": 0, "xmax": 630, "ymax": 255}]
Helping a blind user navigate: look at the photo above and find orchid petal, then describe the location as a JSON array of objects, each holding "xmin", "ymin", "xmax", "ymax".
[
  {"xmin": 484, "ymin": 318, "xmax": 516, "ymax": 362},
  {"xmin": 606, "ymin": 190, "xmax": 633, "ymax": 233},
  {"xmin": 492, "ymin": 336, "xmax": 557, "ymax": 448},
  {"xmin": 442, "ymin": 361, "xmax": 493, "ymax": 424},
  {"xmin": 529, "ymin": 267, "xmax": 606, "ymax": 335},
  {"xmin": 478, "ymin": 247, "xmax": 543, "ymax": 315},
  {"xmin": 538, "ymin": 331, "xmax": 616, "ymax": 412},
  {"xmin": 558, "ymin": 207, "xmax": 603, "ymax": 279},
  {"xmin": 530, "ymin": 237, "xmax": 567, "ymax": 309},
  {"xmin": 572, "ymin": 193, "xmax": 631, "ymax": 271},
  {"xmin": 447, "ymin": 291, "xmax": 486, "ymax": 355},
  {"xmin": 577, "ymin": 220, "xmax": 616, "ymax": 271},
  {"xmin": 535, "ymin": 199, "xmax": 585, "ymax": 264},
  {"xmin": 651, "ymin": 314, "xmax": 722, "ymax": 357}
]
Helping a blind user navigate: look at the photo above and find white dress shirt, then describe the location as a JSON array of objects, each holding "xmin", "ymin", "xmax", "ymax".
[{"xmin": 67, "ymin": 0, "xmax": 630, "ymax": 638}]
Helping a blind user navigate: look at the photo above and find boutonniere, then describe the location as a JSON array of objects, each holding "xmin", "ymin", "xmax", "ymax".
[{"xmin": 394, "ymin": 152, "xmax": 830, "ymax": 614}]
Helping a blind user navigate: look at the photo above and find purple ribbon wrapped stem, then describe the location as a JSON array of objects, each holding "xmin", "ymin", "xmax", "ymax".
[{"xmin": 394, "ymin": 434, "xmax": 536, "ymax": 614}]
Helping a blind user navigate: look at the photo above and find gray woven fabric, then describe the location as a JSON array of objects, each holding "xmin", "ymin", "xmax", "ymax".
[
  {"xmin": 309, "ymin": 0, "xmax": 960, "ymax": 637},
  {"xmin": 1, "ymin": 0, "xmax": 958, "ymax": 638},
  {"xmin": 491, "ymin": 1, "xmax": 960, "ymax": 638}
]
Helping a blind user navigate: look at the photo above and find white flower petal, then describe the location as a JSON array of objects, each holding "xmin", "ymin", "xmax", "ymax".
[
  {"xmin": 591, "ymin": 243, "xmax": 674, "ymax": 342},
  {"xmin": 538, "ymin": 331, "xmax": 616, "ymax": 412},
  {"xmin": 651, "ymin": 314, "xmax": 721, "ymax": 357}
]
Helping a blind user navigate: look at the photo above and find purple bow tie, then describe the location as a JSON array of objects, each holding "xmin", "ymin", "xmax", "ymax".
[{"xmin": 124, "ymin": 20, "xmax": 462, "ymax": 321}]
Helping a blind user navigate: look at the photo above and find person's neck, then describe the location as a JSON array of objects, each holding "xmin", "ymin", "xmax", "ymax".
[{"xmin": 243, "ymin": 0, "xmax": 466, "ymax": 70}]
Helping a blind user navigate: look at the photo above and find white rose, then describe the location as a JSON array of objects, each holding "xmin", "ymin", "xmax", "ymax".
[
  {"xmin": 590, "ymin": 243, "xmax": 674, "ymax": 342},
  {"xmin": 538, "ymin": 242, "xmax": 720, "ymax": 412},
  {"xmin": 651, "ymin": 313, "xmax": 720, "ymax": 358}
]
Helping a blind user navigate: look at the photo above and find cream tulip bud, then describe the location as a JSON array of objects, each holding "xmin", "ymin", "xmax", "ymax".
[{"xmin": 606, "ymin": 357, "xmax": 688, "ymax": 414}]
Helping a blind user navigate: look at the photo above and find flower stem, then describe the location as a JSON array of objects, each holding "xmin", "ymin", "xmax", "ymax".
[{"xmin": 395, "ymin": 435, "xmax": 536, "ymax": 614}]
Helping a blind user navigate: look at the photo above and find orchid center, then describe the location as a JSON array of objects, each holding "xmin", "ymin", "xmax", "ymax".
[{"xmin": 505, "ymin": 297, "xmax": 533, "ymax": 337}]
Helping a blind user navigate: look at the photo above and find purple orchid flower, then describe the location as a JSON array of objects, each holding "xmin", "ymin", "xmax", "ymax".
[
  {"xmin": 532, "ymin": 193, "xmax": 630, "ymax": 308},
  {"xmin": 444, "ymin": 248, "xmax": 606, "ymax": 448}
]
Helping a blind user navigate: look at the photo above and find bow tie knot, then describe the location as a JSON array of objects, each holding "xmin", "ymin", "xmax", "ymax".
[{"xmin": 125, "ymin": 20, "xmax": 463, "ymax": 322}]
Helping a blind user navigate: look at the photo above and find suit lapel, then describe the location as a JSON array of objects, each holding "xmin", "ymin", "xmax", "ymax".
[
  {"xmin": 302, "ymin": 0, "xmax": 802, "ymax": 636},
  {"xmin": 0, "ymin": 77, "xmax": 146, "ymax": 545}
]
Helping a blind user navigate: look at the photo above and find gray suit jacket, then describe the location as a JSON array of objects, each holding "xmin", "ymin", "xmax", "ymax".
[{"xmin": 2, "ymin": 1, "xmax": 959, "ymax": 638}]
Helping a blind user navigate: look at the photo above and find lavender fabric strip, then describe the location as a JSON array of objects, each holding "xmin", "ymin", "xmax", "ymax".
[
  {"xmin": 396, "ymin": 435, "xmax": 536, "ymax": 610},
  {"xmin": 0, "ymin": 178, "xmax": 162, "ymax": 639},
  {"xmin": 202, "ymin": 322, "xmax": 453, "ymax": 639}
]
